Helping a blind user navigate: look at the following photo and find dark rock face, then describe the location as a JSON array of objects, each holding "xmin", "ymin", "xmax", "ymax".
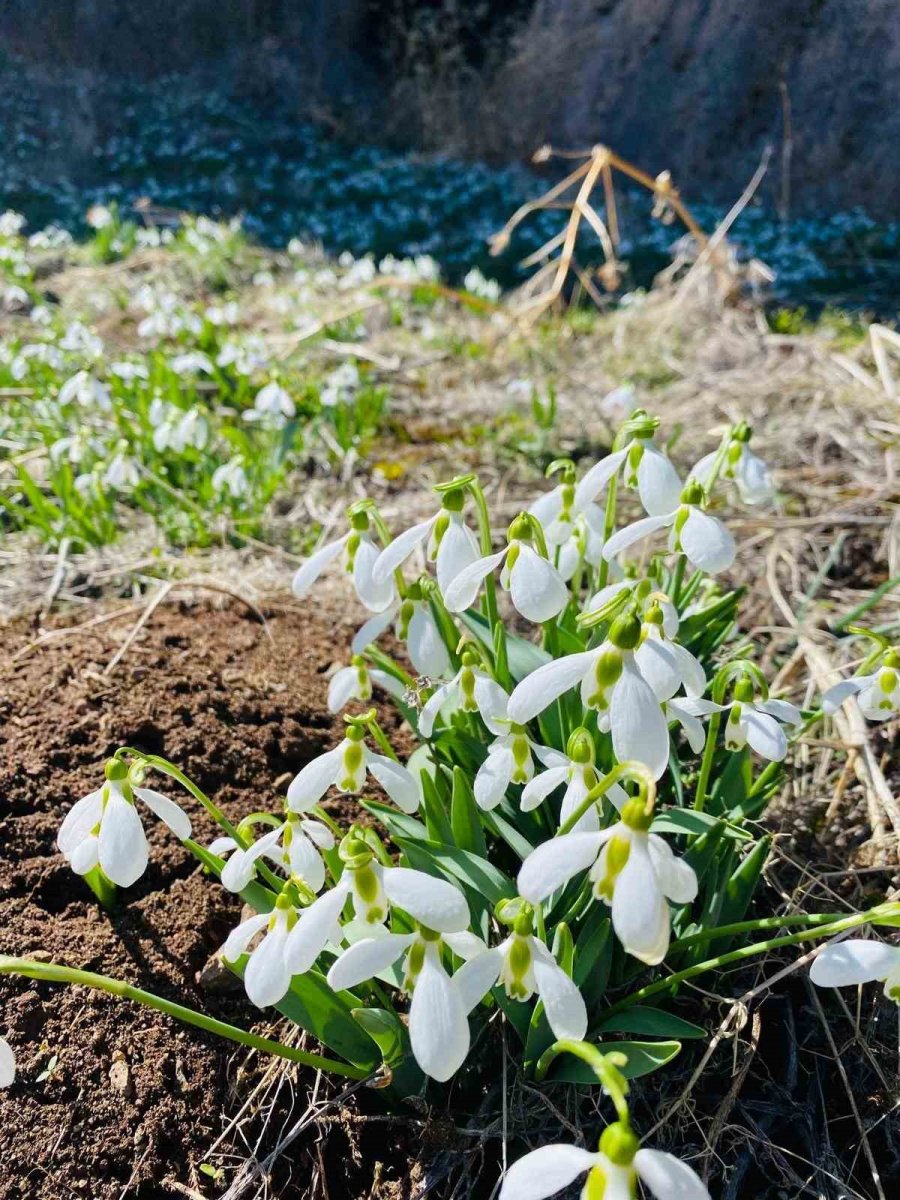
[{"xmin": 0, "ymin": 0, "xmax": 896, "ymax": 216}]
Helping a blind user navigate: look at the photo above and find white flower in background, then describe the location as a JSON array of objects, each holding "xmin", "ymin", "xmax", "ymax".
[
  {"xmin": 823, "ymin": 653, "xmax": 900, "ymax": 723},
  {"xmin": 327, "ymin": 868, "xmax": 476, "ymax": 1081},
  {"xmin": 150, "ymin": 400, "xmax": 209, "ymax": 453},
  {"xmin": 217, "ymin": 336, "xmax": 269, "ymax": 375},
  {"xmin": 60, "ymin": 321, "xmax": 104, "ymax": 358},
  {"xmin": 58, "ymin": 370, "xmax": 112, "ymax": 411},
  {"xmin": 211, "ymin": 814, "xmax": 335, "ymax": 894},
  {"xmin": 455, "ymin": 926, "xmax": 587, "ymax": 1041},
  {"xmin": 0, "ymin": 209, "xmax": 26, "ymax": 236},
  {"xmin": 499, "ymin": 1129, "xmax": 710, "ymax": 1200},
  {"xmin": 600, "ymin": 383, "xmax": 637, "ymax": 420},
  {"xmin": 205, "ymin": 300, "xmax": 240, "ymax": 326},
  {"xmin": 603, "ymin": 480, "xmax": 736, "ymax": 575},
  {"xmin": 49, "ymin": 431, "xmax": 93, "ymax": 466},
  {"xmin": 103, "ymin": 447, "xmax": 140, "ymax": 492},
  {"xmin": 86, "ymin": 204, "xmax": 113, "ymax": 229},
  {"xmin": 810, "ymin": 939, "xmax": 900, "ymax": 1002},
  {"xmin": 109, "ymin": 360, "xmax": 149, "ymax": 383},
  {"xmin": 418, "ymin": 652, "xmax": 509, "ymax": 738},
  {"xmin": 339, "ymin": 257, "xmax": 376, "ymax": 289},
  {"xmin": 691, "ymin": 428, "xmax": 774, "ymax": 505},
  {"xmin": 220, "ymin": 894, "xmax": 299, "ymax": 1008},
  {"xmin": 320, "ymin": 361, "xmax": 360, "ymax": 407},
  {"xmin": 58, "ymin": 764, "xmax": 191, "ymax": 887},
  {"xmin": 692, "ymin": 680, "xmax": 801, "ymax": 761},
  {"xmin": 463, "ymin": 267, "xmax": 501, "ymax": 301},
  {"xmin": 327, "ymin": 656, "xmax": 407, "ymax": 713},
  {"xmin": 246, "ymin": 379, "xmax": 295, "ymax": 426},
  {"xmin": 292, "ymin": 514, "xmax": 396, "ymax": 613},
  {"xmin": 29, "ymin": 303, "xmax": 53, "ymax": 325},
  {"xmin": 474, "ymin": 730, "xmax": 562, "ymax": 812},
  {"xmin": 0, "ymin": 1038, "xmax": 14, "ymax": 1088},
  {"xmin": 372, "ymin": 493, "xmax": 480, "ymax": 595},
  {"xmin": 287, "ymin": 729, "xmax": 421, "ymax": 814},
  {"xmin": 29, "ymin": 225, "xmax": 73, "ymax": 250},
  {"xmin": 529, "ymin": 466, "xmax": 611, "ymax": 578},
  {"xmin": 518, "ymin": 798, "xmax": 697, "ymax": 964},
  {"xmin": 212, "ymin": 457, "xmax": 251, "ymax": 499},
  {"xmin": 170, "ymin": 351, "xmax": 214, "ymax": 377},
  {"xmin": 444, "ymin": 516, "xmax": 568, "ymax": 624},
  {"xmin": 521, "ymin": 731, "xmax": 626, "ymax": 833}
]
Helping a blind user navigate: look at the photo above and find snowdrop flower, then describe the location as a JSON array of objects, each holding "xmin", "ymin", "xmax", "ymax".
[
  {"xmin": 58, "ymin": 370, "xmax": 112, "ymax": 411},
  {"xmin": 109, "ymin": 360, "xmax": 149, "ymax": 383},
  {"xmin": 0, "ymin": 209, "xmax": 25, "ymax": 236},
  {"xmin": 810, "ymin": 938, "xmax": 900, "ymax": 1002},
  {"xmin": 455, "ymin": 910, "xmax": 587, "ymax": 1041},
  {"xmin": 86, "ymin": 204, "xmax": 114, "ymax": 229},
  {"xmin": 60, "ymin": 321, "xmax": 104, "ymax": 357},
  {"xmin": 698, "ymin": 678, "xmax": 802, "ymax": 761},
  {"xmin": 327, "ymin": 656, "xmax": 406, "ymax": 713},
  {"xmin": 822, "ymin": 651, "xmax": 900, "ymax": 723},
  {"xmin": 292, "ymin": 508, "xmax": 396, "ymax": 613},
  {"xmin": 474, "ymin": 729, "xmax": 562, "ymax": 811},
  {"xmin": 103, "ymin": 447, "xmax": 140, "ymax": 492},
  {"xmin": 521, "ymin": 728, "xmax": 626, "ymax": 833},
  {"xmin": 327, "ymin": 868, "xmax": 476, "ymax": 1081},
  {"xmin": 0, "ymin": 1038, "xmax": 14, "ymax": 1088},
  {"xmin": 691, "ymin": 425, "xmax": 773, "ymax": 505},
  {"xmin": 518, "ymin": 795, "xmax": 697, "ymax": 964},
  {"xmin": 246, "ymin": 379, "xmax": 295, "ymax": 426},
  {"xmin": 58, "ymin": 760, "xmax": 191, "ymax": 887},
  {"xmin": 463, "ymin": 267, "xmax": 501, "ymax": 301},
  {"xmin": 151, "ymin": 404, "xmax": 209, "ymax": 453},
  {"xmin": 169, "ymin": 351, "xmax": 214, "ymax": 376},
  {"xmin": 499, "ymin": 1124, "xmax": 710, "ymax": 1200},
  {"xmin": 444, "ymin": 514, "xmax": 568, "ymax": 624},
  {"xmin": 287, "ymin": 726, "xmax": 421, "ymax": 814},
  {"xmin": 419, "ymin": 649, "xmax": 509, "ymax": 738},
  {"xmin": 320, "ymin": 362, "xmax": 359, "ymax": 407},
  {"xmin": 220, "ymin": 892, "xmax": 300, "ymax": 1008},
  {"xmin": 371, "ymin": 487, "xmax": 480, "ymax": 595},
  {"xmin": 529, "ymin": 463, "xmax": 610, "ymax": 579},
  {"xmin": 575, "ymin": 416, "xmax": 682, "ymax": 518},
  {"xmin": 349, "ymin": 586, "xmax": 452, "ymax": 680},
  {"xmin": 212, "ymin": 457, "xmax": 250, "ymax": 499},
  {"xmin": 211, "ymin": 813, "xmax": 335, "ymax": 895},
  {"xmin": 603, "ymin": 480, "xmax": 736, "ymax": 575}
]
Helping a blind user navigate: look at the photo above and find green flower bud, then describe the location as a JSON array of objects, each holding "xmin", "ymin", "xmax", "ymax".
[
  {"xmin": 567, "ymin": 727, "xmax": 595, "ymax": 764},
  {"xmin": 349, "ymin": 509, "xmax": 370, "ymax": 532},
  {"xmin": 599, "ymin": 1121, "xmax": 640, "ymax": 1167},
  {"xmin": 105, "ymin": 758, "xmax": 128, "ymax": 782},
  {"xmin": 679, "ymin": 480, "xmax": 704, "ymax": 506},
  {"xmin": 620, "ymin": 798, "xmax": 652, "ymax": 832},
  {"xmin": 508, "ymin": 514, "xmax": 531, "ymax": 542},
  {"xmin": 609, "ymin": 612, "xmax": 642, "ymax": 650},
  {"xmin": 442, "ymin": 487, "xmax": 465, "ymax": 513},
  {"xmin": 733, "ymin": 677, "xmax": 754, "ymax": 703}
]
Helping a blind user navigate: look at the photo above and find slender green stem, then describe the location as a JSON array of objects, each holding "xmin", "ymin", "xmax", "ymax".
[
  {"xmin": 366, "ymin": 717, "xmax": 399, "ymax": 762},
  {"xmin": 670, "ymin": 910, "xmax": 848, "ymax": 952},
  {"xmin": 557, "ymin": 761, "xmax": 656, "ymax": 837},
  {"xmin": 692, "ymin": 710, "xmax": 722, "ymax": 814},
  {"xmin": 596, "ymin": 475, "xmax": 619, "ymax": 591},
  {"xmin": 535, "ymin": 1039, "xmax": 630, "ymax": 1122},
  {"xmin": 601, "ymin": 904, "xmax": 900, "ymax": 1018},
  {"xmin": 364, "ymin": 645, "xmax": 416, "ymax": 690},
  {"xmin": 0, "ymin": 955, "xmax": 367, "ymax": 1079},
  {"xmin": 467, "ymin": 480, "xmax": 510, "ymax": 689},
  {"xmin": 833, "ymin": 572, "xmax": 900, "ymax": 633}
]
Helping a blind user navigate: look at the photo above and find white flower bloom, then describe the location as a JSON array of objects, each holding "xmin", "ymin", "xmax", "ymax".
[
  {"xmin": 444, "ymin": 524, "xmax": 568, "ymax": 624},
  {"xmin": 575, "ymin": 435, "xmax": 682, "ymax": 518},
  {"xmin": 518, "ymin": 810, "xmax": 697, "ymax": 965},
  {"xmin": 103, "ymin": 450, "xmax": 140, "ymax": 492},
  {"xmin": 499, "ymin": 1134, "xmax": 710, "ymax": 1200},
  {"xmin": 810, "ymin": 938, "xmax": 900, "ymax": 1003},
  {"xmin": 823, "ymin": 656, "xmax": 900, "ymax": 723},
  {"xmin": 292, "ymin": 519, "xmax": 396, "ymax": 613},
  {"xmin": 327, "ymin": 657, "xmax": 406, "ymax": 713},
  {"xmin": 86, "ymin": 204, "xmax": 113, "ymax": 229},
  {"xmin": 0, "ymin": 209, "xmax": 25, "ymax": 236},
  {"xmin": 603, "ymin": 483, "xmax": 736, "ymax": 575},
  {"xmin": 455, "ymin": 930, "xmax": 588, "ymax": 1041},
  {"xmin": 418, "ymin": 655, "xmax": 509, "ymax": 739},
  {"xmin": 474, "ymin": 731, "xmax": 562, "ymax": 811},
  {"xmin": 286, "ymin": 732, "xmax": 421, "ymax": 814},
  {"xmin": 212, "ymin": 458, "xmax": 250, "ymax": 498},
  {"xmin": 0, "ymin": 1038, "xmax": 14, "ymax": 1088},
  {"xmin": 152, "ymin": 405, "xmax": 209, "ymax": 453},
  {"xmin": 58, "ymin": 770, "xmax": 191, "ymax": 888},
  {"xmin": 211, "ymin": 815, "xmax": 335, "ymax": 894},
  {"xmin": 169, "ymin": 351, "xmax": 214, "ymax": 376},
  {"xmin": 220, "ymin": 896, "xmax": 298, "ymax": 1008},
  {"xmin": 521, "ymin": 742, "xmax": 626, "ymax": 833},
  {"xmin": 58, "ymin": 370, "xmax": 111, "ymax": 411},
  {"xmin": 692, "ymin": 685, "xmax": 801, "ymax": 762},
  {"xmin": 247, "ymin": 380, "xmax": 295, "ymax": 425},
  {"xmin": 371, "ymin": 499, "xmax": 480, "ymax": 594},
  {"xmin": 320, "ymin": 362, "xmax": 359, "ymax": 407},
  {"xmin": 691, "ymin": 439, "xmax": 773, "ymax": 505},
  {"xmin": 109, "ymin": 360, "xmax": 149, "ymax": 382}
]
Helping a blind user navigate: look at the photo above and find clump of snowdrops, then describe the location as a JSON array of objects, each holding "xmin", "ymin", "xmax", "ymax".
[{"xmin": 3, "ymin": 407, "xmax": 899, "ymax": 1199}]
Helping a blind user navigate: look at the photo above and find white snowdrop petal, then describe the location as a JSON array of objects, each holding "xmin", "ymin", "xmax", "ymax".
[
  {"xmin": 474, "ymin": 749, "xmax": 515, "ymax": 811},
  {"xmin": 611, "ymin": 662, "xmax": 670, "ymax": 780},
  {"xmin": 667, "ymin": 641, "xmax": 707, "ymax": 698},
  {"xmin": 521, "ymin": 765, "xmax": 569, "ymax": 811},
  {"xmin": 499, "ymin": 1144, "xmax": 598, "ymax": 1200},
  {"xmin": 221, "ymin": 911, "xmax": 270, "ymax": 962},
  {"xmin": 647, "ymin": 835, "xmax": 698, "ymax": 904},
  {"xmin": 679, "ymin": 508, "xmax": 735, "ymax": 574},
  {"xmin": 689, "ymin": 451, "xmax": 716, "ymax": 489},
  {"xmin": 353, "ymin": 537, "xmax": 396, "ymax": 612},
  {"xmin": 667, "ymin": 700, "xmax": 707, "ymax": 755},
  {"xmin": 443, "ymin": 550, "xmax": 508, "ymax": 612},
  {"xmin": 287, "ymin": 832, "xmax": 326, "ymax": 893},
  {"xmin": 442, "ymin": 931, "xmax": 490, "ymax": 960},
  {"xmin": 822, "ymin": 678, "xmax": 865, "ymax": 714},
  {"xmin": 58, "ymin": 788, "xmax": 104, "ymax": 853},
  {"xmin": 634, "ymin": 1149, "xmax": 711, "ymax": 1200},
  {"xmin": 244, "ymin": 925, "xmax": 292, "ymax": 1008},
  {"xmin": 418, "ymin": 679, "xmax": 457, "ymax": 738},
  {"xmin": 208, "ymin": 836, "xmax": 237, "ymax": 855},
  {"xmin": 612, "ymin": 838, "xmax": 670, "ymax": 965},
  {"xmin": 637, "ymin": 445, "xmax": 683, "ymax": 516},
  {"xmin": 603, "ymin": 513, "xmax": 673, "ymax": 562},
  {"xmin": 634, "ymin": 636, "xmax": 683, "ymax": 703},
  {"xmin": 372, "ymin": 517, "xmax": 437, "ymax": 584},
  {"xmin": 0, "ymin": 1038, "xmax": 15, "ymax": 1088},
  {"xmin": 574, "ymin": 447, "xmax": 629, "ymax": 510},
  {"xmin": 531, "ymin": 942, "xmax": 588, "ymax": 1041},
  {"xmin": 509, "ymin": 545, "xmax": 569, "ymax": 623},
  {"xmin": 366, "ymin": 754, "xmax": 421, "ymax": 814},
  {"xmin": 756, "ymin": 698, "xmax": 802, "ymax": 726},
  {"xmin": 98, "ymin": 788, "xmax": 149, "ymax": 887},
  {"xmin": 454, "ymin": 949, "xmax": 504, "ymax": 1013},
  {"xmin": 508, "ymin": 652, "xmax": 597, "ymax": 725},
  {"xmin": 301, "ymin": 819, "xmax": 335, "ymax": 850},
  {"xmin": 292, "ymin": 535, "xmax": 346, "ymax": 598},
  {"xmin": 134, "ymin": 787, "xmax": 192, "ymax": 840},
  {"xmin": 529, "ymin": 487, "xmax": 564, "ymax": 529},
  {"xmin": 742, "ymin": 709, "xmax": 788, "ymax": 761},
  {"xmin": 737, "ymin": 448, "xmax": 774, "ymax": 504},
  {"xmin": 286, "ymin": 745, "xmax": 343, "ymax": 811},
  {"xmin": 328, "ymin": 666, "xmax": 362, "ymax": 713},
  {"xmin": 473, "ymin": 675, "xmax": 510, "ymax": 734},
  {"xmin": 283, "ymin": 885, "xmax": 349, "ymax": 975},
  {"xmin": 435, "ymin": 517, "xmax": 480, "ymax": 593},
  {"xmin": 587, "ymin": 580, "xmax": 631, "ymax": 613},
  {"xmin": 407, "ymin": 604, "xmax": 452, "ymax": 678},
  {"xmin": 382, "ymin": 866, "xmax": 470, "ymax": 933},
  {"xmin": 518, "ymin": 832, "xmax": 606, "ymax": 902},
  {"xmin": 408, "ymin": 948, "xmax": 470, "ymax": 1081},
  {"xmin": 351, "ymin": 606, "xmax": 397, "ymax": 655},
  {"xmin": 69, "ymin": 835, "xmax": 100, "ymax": 875},
  {"xmin": 327, "ymin": 933, "xmax": 415, "ymax": 992},
  {"xmin": 809, "ymin": 940, "xmax": 900, "ymax": 988}
]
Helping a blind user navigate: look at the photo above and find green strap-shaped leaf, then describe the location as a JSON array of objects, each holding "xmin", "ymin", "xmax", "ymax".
[
  {"xmin": 450, "ymin": 765, "xmax": 487, "ymax": 857},
  {"xmin": 547, "ymin": 1040, "xmax": 682, "ymax": 1082},
  {"xmin": 595, "ymin": 1006, "xmax": 706, "ymax": 1040}
]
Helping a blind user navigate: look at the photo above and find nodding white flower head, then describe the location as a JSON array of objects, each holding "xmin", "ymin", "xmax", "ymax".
[
  {"xmin": 211, "ymin": 813, "xmax": 335, "ymax": 895},
  {"xmin": 529, "ymin": 461, "xmax": 610, "ymax": 574},
  {"xmin": 169, "ymin": 351, "xmax": 214, "ymax": 377},
  {"xmin": 499, "ymin": 1123, "xmax": 710, "ymax": 1200},
  {"xmin": 0, "ymin": 1038, "xmax": 14, "ymax": 1089},
  {"xmin": 474, "ymin": 729, "xmax": 565, "ymax": 812},
  {"xmin": 823, "ymin": 650, "xmax": 900, "ymax": 723},
  {"xmin": 349, "ymin": 587, "xmax": 452, "ymax": 680},
  {"xmin": 221, "ymin": 892, "xmax": 300, "ymax": 1008},
  {"xmin": 58, "ymin": 759, "xmax": 191, "ymax": 888},
  {"xmin": 103, "ymin": 447, "xmax": 141, "ymax": 492},
  {"xmin": 292, "ymin": 507, "xmax": 396, "ymax": 613},
  {"xmin": 574, "ymin": 412, "xmax": 683, "ymax": 519},
  {"xmin": 444, "ymin": 513, "xmax": 569, "ymax": 624},
  {"xmin": 371, "ymin": 486, "xmax": 480, "ymax": 595},
  {"xmin": 810, "ymin": 938, "xmax": 900, "ymax": 1003},
  {"xmin": 518, "ymin": 796, "xmax": 697, "ymax": 965},
  {"xmin": 247, "ymin": 379, "xmax": 295, "ymax": 426},
  {"xmin": 58, "ymin": 370, "xmax": 112, "ymax": 411},
  {"xmin": 521, "ymin": 728, "xmax": 627, "ymax": 833},
  {"xmin": 509, "ymin": 606, "xmax": 704, "ymax": 780},
  {"xmin": 212, "ymin": 457, "xmax": 250, "ymax": 499},
  {"xmin": 327, "ymin": 656, "xmax": 406, "ymax": 714},
  {"xmin": 695, "ymin": 678, "xmax": 801, "ymax": 762},
  {"xmin": 327, "ymin": 866, "xmax": 476, "ymax": 1080},
  {"xmin": 151, "ymin": 403, "xmax": 209, "ymax": 454},
  {"xmin": 418, "ymin": 649, "xmax": 509, "ymax": 739},
  {"xmin": 690, "ymin": 424, "xmax": 773, "ymax": 506},
  {"xmin": 454, "ymin": 904, "xmax": 588, "ymax": 1042},
  {"xmin": 286, "ymin": 724, "xmax": 422, "ymax": 814},
  {"xmin": 603, "ymin": 479, "xmax": 736, "ymax": 575}
]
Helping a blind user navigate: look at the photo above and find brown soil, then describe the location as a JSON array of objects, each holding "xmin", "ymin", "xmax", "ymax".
[{"xmin": 0, "ymin": 601, "xmax": 414, "ymax": 1200}]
